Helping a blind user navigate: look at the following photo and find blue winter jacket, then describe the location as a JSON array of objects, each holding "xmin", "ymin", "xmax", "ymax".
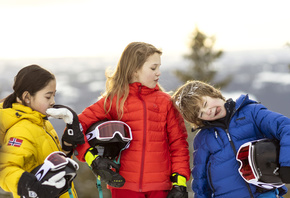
[{"xmin": 192, "ymin": 94, "xmax": 289, "ymax": 198}]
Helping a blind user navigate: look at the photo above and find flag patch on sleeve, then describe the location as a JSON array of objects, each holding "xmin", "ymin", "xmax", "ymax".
[{"xmin": 8, "ymin": 137, "xmax": 23, "ymax": 147}]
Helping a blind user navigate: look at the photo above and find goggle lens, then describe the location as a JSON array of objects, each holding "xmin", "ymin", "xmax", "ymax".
[
  {"xmin": 47, "ymin": 152, "xmax": 67, "ymax": 168},
  {"xmin": 237, "ymin": 145, "xmax": 255, "ymax": 181}
]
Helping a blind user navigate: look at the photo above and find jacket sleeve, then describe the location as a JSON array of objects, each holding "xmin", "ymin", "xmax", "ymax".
[
  {"xmin": 252, "ymin": 103, "xmax": 290, "ymax": 167},
  {"xmin": 0, "ymin": 127, "xmax": 36, "ymax": 195},
  {"xmin": 75, "ymin": 97, "xmax": 114, "ymax": 162},
  {"xmin": 166, "ymin": 102, "xmax": 190, "ymax": 180},
  {"xmin": 192, "ymin": 131, "xmax": 212, "ymax": 198}
]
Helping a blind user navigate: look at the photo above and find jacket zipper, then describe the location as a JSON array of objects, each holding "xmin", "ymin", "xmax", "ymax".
[
  {"xmin": 225, "ymin": 97, "xmax": 254, "ymax": 198},
  {"xmin": 208, "ymin": 163, "xmax": 215, "ymax": 194},
  {"xmin": 44, "ymin": 125, "xmax": 61, "ymax": 151},
  {"xmin": 137, "ymin": 86, "xmax": 147, "ymax": 192}
]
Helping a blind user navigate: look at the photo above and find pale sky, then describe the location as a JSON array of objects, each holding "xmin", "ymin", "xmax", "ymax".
[{"xmin": 0, "ymin": 0, "xmax": 289, "ymax": 59}]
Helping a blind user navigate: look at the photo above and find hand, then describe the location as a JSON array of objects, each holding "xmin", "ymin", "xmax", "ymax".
[
  {"xmin": 279, "ymin": 166, "xmax": 290, "ymax": 183},
  {"xmin": 46, "ymin": 105, "xmax": 85, "ymax": 154},
  {"xmin": 167, "ymin": 173, "xmax": 188, "ymax": 198},
  {"xmin": 18, "ymin": 171, "xmax": 65, "ymax": 198},
  {"xmin": 85, "ymin": 147, "xmax": 125, "ymax": 188}
]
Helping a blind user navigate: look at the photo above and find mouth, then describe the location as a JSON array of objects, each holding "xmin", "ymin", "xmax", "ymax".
[{"xmin": 215, "ymin": 107, "xmax": 221, "ymax": 116}]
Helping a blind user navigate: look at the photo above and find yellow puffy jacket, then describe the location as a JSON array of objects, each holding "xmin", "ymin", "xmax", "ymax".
[{"xmin": 0, "ymin": 103, "xmax": 78, "ymax": 198}]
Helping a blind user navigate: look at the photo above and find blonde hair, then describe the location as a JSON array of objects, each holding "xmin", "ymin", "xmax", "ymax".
[
  {"xmin": 103, "ymin": 42, "xmax": 162, "ymax": 119},
  {"xmin": 172, "ymin": 80, "xmax": 225, "ymax": 128}
]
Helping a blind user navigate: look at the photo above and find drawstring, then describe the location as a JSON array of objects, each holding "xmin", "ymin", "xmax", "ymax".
[{"xmin": 225, "ymin": 129, "xmax": 254, "ymax": 198}]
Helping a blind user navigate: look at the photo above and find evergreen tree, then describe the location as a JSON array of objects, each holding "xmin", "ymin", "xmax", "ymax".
[{"xmin": 174, "ymin": 27, "xmax": 232, "ymax": 89}]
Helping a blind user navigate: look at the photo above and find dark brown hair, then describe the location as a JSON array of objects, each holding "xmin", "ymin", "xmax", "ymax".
[{"xmin": 3, "ymin": 65, "xmax": 55, "ymax": 108}]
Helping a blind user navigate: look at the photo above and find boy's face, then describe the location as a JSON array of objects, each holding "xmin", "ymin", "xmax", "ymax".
[{"xmin": 198, "ymin": 96, "xmax": 226, "ymax": 121}]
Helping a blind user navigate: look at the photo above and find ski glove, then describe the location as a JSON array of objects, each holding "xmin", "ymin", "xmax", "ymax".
[
  {"xmin": 85, "ymin": 147, "xmax": 125, "ymax": 188},
  {"xmin": 46, "ymin": 105, "xmax": 85, "ymax": 154},
  {"xmin": 279, "ymin": 166, "xmax": 290, "ymax": 183},
  {"xmin": 167, "ymin": 173, "xmax": 188, "ymax": 198},
  {"xmin": 18, "ymin": 171, "xmax": 66, "ymax": 198}
]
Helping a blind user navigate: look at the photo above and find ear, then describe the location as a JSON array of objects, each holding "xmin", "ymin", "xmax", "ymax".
[{"xmin": 22, "ymin": 91, "xmax": 32, "ymax": 104}]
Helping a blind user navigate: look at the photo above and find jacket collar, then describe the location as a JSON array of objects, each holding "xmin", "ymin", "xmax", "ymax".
[
  {"xmin": 129, "ymin": 82, "xmax": 159, "ymax": 95},
  {"xmin": 199, "ymin": 94, "xmax": 258, "ymax": 130},
  {"xmin": 0, "ymin": 103, "xmax": 47, "ymax": 134}
]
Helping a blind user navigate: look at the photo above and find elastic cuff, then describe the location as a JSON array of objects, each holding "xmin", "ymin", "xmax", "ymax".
[
  {"xmin": 171, "ymin": 173, "xmax": 187, "ymax": 187},
  {"xmin": 84, "ymin": 147, "xmax": 99, "ymax": 166}
]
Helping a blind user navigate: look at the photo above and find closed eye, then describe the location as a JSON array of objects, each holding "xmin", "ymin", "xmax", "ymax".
[
  {"xmin": 199, "ymin": 101, "xmax": 207, "ymax": 118},
  {"xmin": 200, "ymin": 112, "xmax": 203, "ymax": 118}
]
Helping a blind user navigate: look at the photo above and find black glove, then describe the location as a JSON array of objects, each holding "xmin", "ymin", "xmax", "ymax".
[
  {"xmin": 167, "ymin": 186, "xmax": 188, "ymax": 198},
  {"xmin": 167, "ymin": 173, "xmax": 188, "ymax": 198},
  {"xmin": 46, "ymin": 105, "xmax": 85, "ymax": 154},
  {"xmin": 85, "ymin": 147, "xmax": 125, "ymax": 188},
  {"xmin": 279, "ymin": 166, "xmax": 290, "ymax": 183},
  {"xmin": 18, "ymin": 171, "xmax": 66, "ymax": 198}
]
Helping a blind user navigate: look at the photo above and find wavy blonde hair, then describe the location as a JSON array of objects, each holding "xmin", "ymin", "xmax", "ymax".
[
  {"xmin": 102, "ymin": 42, "xmax": 162, "ymax": 119},
  {"xmin": 172, "ymin": 80, "xmax": 225, "ymax": 128}
]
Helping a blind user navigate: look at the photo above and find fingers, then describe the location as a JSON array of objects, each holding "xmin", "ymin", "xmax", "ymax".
[{"xmin": 105, "ymin": 159, "xmax": 120, "ymax": 171}]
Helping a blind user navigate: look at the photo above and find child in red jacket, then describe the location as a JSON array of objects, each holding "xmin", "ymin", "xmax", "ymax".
[{"xmin": 75, "ymin": 42, "xmax": 190, "ymax": 198}]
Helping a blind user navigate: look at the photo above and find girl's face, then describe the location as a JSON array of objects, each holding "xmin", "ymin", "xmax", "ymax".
[
  {"xmin": 27, "ymin": 79, "xmax": 56, "ymax": 115},
  {"xmin": 198, "ymin": 96, "xmax": 226, "ymax": 121},
  {"xmin": 133, "ymin": 53, "xmax": 161, "ymax": 88}
]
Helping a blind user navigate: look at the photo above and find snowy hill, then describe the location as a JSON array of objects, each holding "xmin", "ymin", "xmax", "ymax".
[{"xmin": 1, "ymin": 48, "xmax": 290, "ymax": 132}]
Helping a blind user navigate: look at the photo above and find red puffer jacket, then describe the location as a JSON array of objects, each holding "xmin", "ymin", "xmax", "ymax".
[{"xmin": 75, "ymin": 82, "xmax": 190, "ymax": 192}]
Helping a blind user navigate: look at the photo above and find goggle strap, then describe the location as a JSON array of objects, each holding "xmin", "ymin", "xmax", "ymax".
[
  {"xmin": 114, "ymin": 147, "xmax": 127, "ymax": 164},
  {"xmin": 35, "ymin": 162, "xmax": 52, "ymax": 181}
]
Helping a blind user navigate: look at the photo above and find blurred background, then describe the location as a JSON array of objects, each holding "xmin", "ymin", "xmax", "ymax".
[{"xmin": 1, "ymin": 0, "xmax": 290, "ymax": 197}]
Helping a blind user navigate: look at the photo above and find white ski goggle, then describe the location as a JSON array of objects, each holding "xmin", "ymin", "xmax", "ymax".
[
  {"xmin": 86, "ymin": 121, "xmax": 132, "ymax": 142},
  {"xmin": 35, "ymin": 151, "xmax": 71, "ymax": 181},
  {"xmin": 236, "ymin": 140, "xmax": 284, "ymax": 189}
]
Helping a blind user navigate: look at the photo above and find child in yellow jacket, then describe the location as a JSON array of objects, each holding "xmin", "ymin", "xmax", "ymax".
[{"xmin": 0, "ymin": 65, "xmax": 83, "ymax": 198}]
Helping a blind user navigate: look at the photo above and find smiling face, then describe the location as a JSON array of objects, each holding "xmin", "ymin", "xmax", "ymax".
[
  {"xmin": 132, "ymin": 52, "xmax": 161, "ymax": 88},
  {"xmin": 25, "ymin": 79, "xmax": 56, "ymax": 115},
  {"xmin": 198, "ymin": 96, "xmax": 227, "ymax": 121}
]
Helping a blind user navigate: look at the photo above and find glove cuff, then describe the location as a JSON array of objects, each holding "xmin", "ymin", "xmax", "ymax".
[
  {"xmin": 85, "ymin": 147, "xmax": 99, "ymax": 166},
  {"xmin": 171, "ymin": 173, "xmax": 187, "ymax": 187}
]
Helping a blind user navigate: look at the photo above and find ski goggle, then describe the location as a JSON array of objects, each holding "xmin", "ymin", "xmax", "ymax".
[
  {"xmin": 86, "ymin": 121, "xmax": 132, "ymax": 142},
  {"xmin": 237, "ymin": 143, "xmax": 256, "ymax": 181},
  {"xmin": 35, "ymin": 151, "xmax": 70, "ymax": 181},
  {"xmin": 236, "ymin": 140, "xmax": 284, "ymax": 189}
]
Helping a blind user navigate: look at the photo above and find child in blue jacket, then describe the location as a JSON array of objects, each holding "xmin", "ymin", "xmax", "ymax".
[{"xmin": 172, "ymin": 80, "xmax": 290, "ymax": 198}]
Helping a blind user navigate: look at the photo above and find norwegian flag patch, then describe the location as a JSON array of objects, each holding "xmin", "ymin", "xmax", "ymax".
[{"xmin": 8, "ymin": 137, "xmax": 23, "ymax": 147}]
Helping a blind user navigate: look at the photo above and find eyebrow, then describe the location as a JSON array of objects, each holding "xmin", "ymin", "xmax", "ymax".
[{"xmin": 45, "ymin": 91, "xmax": 56, "ymax": 95}]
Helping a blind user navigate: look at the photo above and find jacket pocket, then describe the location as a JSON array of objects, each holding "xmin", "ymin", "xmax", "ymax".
[{"xmin": 207, "ymin": 162, "xmax": 215, "ymax": 194}]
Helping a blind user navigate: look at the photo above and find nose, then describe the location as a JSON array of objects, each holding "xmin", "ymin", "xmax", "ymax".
[
  {"xmin": 156, "ymin": 68, "xmax": 161, "ymax": 77},
  {"xmin": 202, "ymin": 107, "xmax": 211, "ymax": 116},
  {"xmin": 207, "ymin": 108, "xmax": 212, "ymax": 115},
  {"xmin": 50, "ymin": 97, "xmax": 55, "ymax": 107}
]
